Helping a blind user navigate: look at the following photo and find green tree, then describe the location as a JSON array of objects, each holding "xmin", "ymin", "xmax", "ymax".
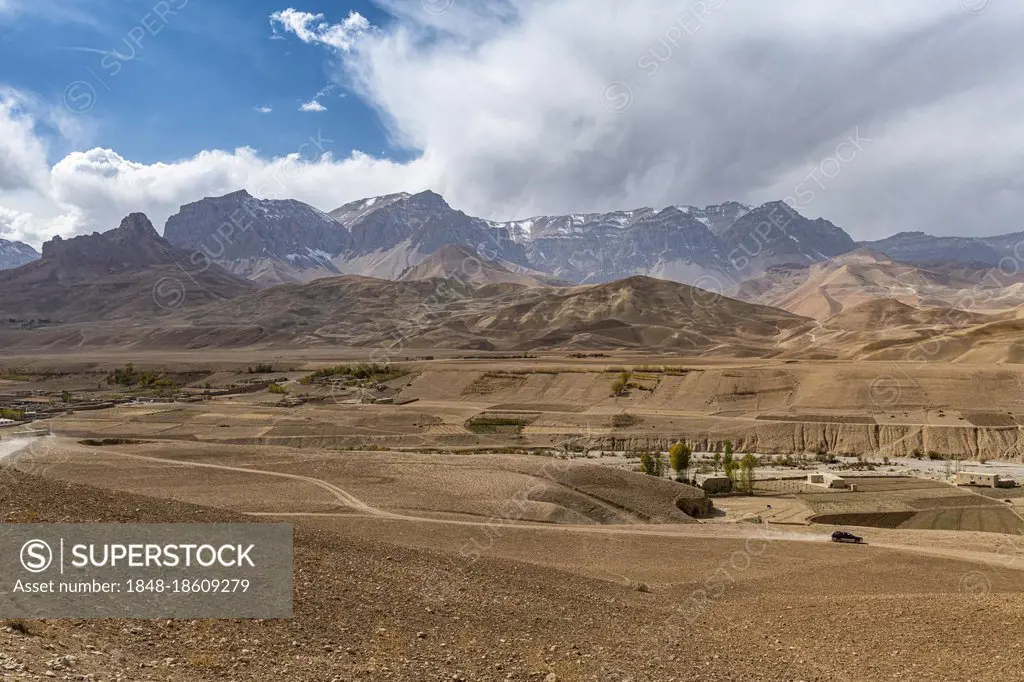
[
  {"xmin": 720, "ymin": 441, "xmax": 739, "ymax": 483},
  {"xmin": 669, "ymin": 442, "xmax": 692, "ymax": 480},
  {"xmin": 722, "ymin": 451, "xmax": 737, "ymax": 486},
  {"xmin": 740, "ymin": 454, "xmax": 758, "ymax": 494},
  {"xmin": 640, "ymin": 452, "xmax": 665, "ymax": 477}
]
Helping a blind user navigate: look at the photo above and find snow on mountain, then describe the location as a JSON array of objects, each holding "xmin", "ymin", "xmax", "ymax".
[
  {"xmin": 0, "ymin": 238, "xmax": 40, "ymax": 270},
  {"xmin": 160, "ymin": 190, "xmax": 855, "ymax": 288},
  {"xmin": 328, "ymin": 192, "xmax": 412, "ymax": 227},
  {"xmin": 163, "ymin": 190, "xmax": 352, "ymax": 286}
]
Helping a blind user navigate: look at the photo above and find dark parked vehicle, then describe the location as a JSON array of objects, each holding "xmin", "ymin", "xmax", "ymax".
[{"xmin": 831, "ymin": 530, "xmax": 864, "ymax": 544}]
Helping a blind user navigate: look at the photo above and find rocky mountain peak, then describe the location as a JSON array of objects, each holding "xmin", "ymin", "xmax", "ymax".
[
  {"xmin": 110, "ymin": 213, "xmax": 161, "ymax": 242},
  {"xmin": 219, "ymin": 189, "xmax": 253, "ymax": 201},
  {"xmin": 405, "ymin": 190, "xmax": 450, "ymax": 209},
  {"xmin": 0, "ymin": 238, "xmax": 41, "ymax": 270},
  {"xmin": 40, "ymin": 212, "xmax": 177, "ymax": 268},
  {"xmin": 163, "ymin": 190, "xmax": 350, "ymax": 285},
  {"xmin": 153, "ymin": 189, "xmax": 863, "ymax": 287}
]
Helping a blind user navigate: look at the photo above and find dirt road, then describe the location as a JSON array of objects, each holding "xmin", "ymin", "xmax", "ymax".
[{"xmin": 31, "ymin": 442, "xmax": 1024, "ymax": 574}]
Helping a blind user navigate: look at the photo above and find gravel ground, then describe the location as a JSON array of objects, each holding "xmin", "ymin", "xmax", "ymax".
[{"xmin": 3, "ymin": 469, "xmax": 1024, "ymax": 681}]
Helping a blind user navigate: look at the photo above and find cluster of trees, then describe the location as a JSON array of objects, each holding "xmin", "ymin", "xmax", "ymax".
[
  {"xmin": 105, "ymin": 363, "xmax": 176, "ymax": 390},
  {"xmin": 302, "ymin": 363, "xmax": 407, "ymax": 385},
  {"xmin": 640, "ymin": 442, "xmax": 694, "ymax": 479},
  {"xmin": 715, "ymin": 441, "xmax": 758, "ymax": 493},
  {"xmin": 638, "ymin": 439, "xmax": 759, "ymax": 494},
  {"xmin": 639, "ymin": 452, "xmax": 665, "ymax": 477},
  {"xmin": 697, "ymin": 441, "xmax": 759, "ymax": 493}
]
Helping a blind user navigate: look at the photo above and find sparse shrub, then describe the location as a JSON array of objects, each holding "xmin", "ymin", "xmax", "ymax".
[
  {"xmin": 466, "ymin": 416, "xmax": 529, "ymax": 434},
  {"xmin": 928, "ymin": 451, "xmax": 944, "ymax": 461},
  {"xmin": 815, "ymin": 451, "xmax": 838, "ymax": 464},
  {"xmin": 611, "ymin": 413, "xmax": 640, "ymax": 428},
  {"xmin": 4, "ymin": 619, "xmax": 40, "ymax": 636},
  {"xmin": 248, "ymin": 363, "xmax": 275, "ymax": 373},
  {"xmin": 912, "ymin": 448, "xmax": 924, "ymax": 460},
  {"xmin": 610, "ymin": 371, "xmax": 630, "ymax": 397},
  {"xmin": 268, "ymin": 383, "xmax": 288, "ymax": 395},
  {"xmin": 79, "ymin": 438, "xmax": 146, "ymax": 447}
]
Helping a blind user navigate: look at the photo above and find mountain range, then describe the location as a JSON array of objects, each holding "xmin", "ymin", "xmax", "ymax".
[
  {"xmin": 6, "ymin": 206, "xmax": 1024, "ymax": 363},
  {"xmin": 0, "ymin": 238, "xmax": 39, "ymax": 270},
  {"xmin": 156, "ymin": 190, "xmax": 858, "ymax": 288},
  {"xmin": 8, "ymin": 189, "xmax": 1024, "ymax": 289},
  {"xmin": 6, "ymin": 186, "xmax": 1024, "ymax": 361},
  {"xmin": 860, "ymin": 231, "xmax": 1024, "ymax": 266},
  {"xmin": 0, "ymin": 211, "xmax": 812, "ymax": 354}
]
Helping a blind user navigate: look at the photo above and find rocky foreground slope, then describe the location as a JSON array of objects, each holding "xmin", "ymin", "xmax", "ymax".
[{"xmin": 3, "ymin": 465, "xmax": 1023, "ymax": 681}]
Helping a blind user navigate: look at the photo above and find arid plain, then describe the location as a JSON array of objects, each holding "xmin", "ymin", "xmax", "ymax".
[{"xmin": 5, "ymin": 351, "xmax": 1024, "ymax": 681}]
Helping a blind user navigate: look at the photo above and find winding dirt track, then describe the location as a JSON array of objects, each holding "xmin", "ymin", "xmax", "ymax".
[
  {"xmin": 95, "ymin": 450, "xmax": 403, "ymax": 520},
  {"xmin": 43, "ymin": 447, "xmax": 1023, "ymax": 572}
]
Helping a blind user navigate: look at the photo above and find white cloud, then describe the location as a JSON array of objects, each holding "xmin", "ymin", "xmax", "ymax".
[
  {"xmin": 0, "ymin": 205, "xmax": 81, "ymax": 245},
  {"xmin": 254, "ymin": 105, "xmax": 273, "ymax": 114},
  {"xmin": 46, "ymin": 146, "xmax": 431, "ymax": 239},
  {"xmin": 324, "ymin": 0, "xmax": 1024, "ymax": 239},
  {"xmin": 6, "ymin": 1, "xmax": 1024, "ymax": 248},
  {"xmin": 269, "ymin": 8, "xmax": 370, "ymax": 52},
  {"xmin": 0, "ymin": 91, "xmax": 52, "ymax": 193},
  {"xmin": 0, "ymin": 93, "xmax": 434, "ymax": 245},
  {"xmin": 0, "ymin": 206, "xmax": 33, "ymax": 238},
  {"xmin": 299, "ymin": 100, "xmax": 327, "ymax": 112}
]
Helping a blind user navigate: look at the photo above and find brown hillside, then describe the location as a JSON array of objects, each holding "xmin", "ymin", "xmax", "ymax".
[
  {"xmin": 0, "ymin": 274, "xmax": 811, "ymax": 353},
  {"xmin": 0, "ymin": 213, "xmax": 255, "ymax": 322},
  {"xmin": 398, "ymin": 243, "xmax": 563, "ymax": 287}
]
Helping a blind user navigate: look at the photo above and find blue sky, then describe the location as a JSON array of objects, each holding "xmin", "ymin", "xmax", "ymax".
[
  {"xmin": 0, "ymin": 0, "xmax": 395, "ymax": 164},
  {"xmin": 1, "ymin": 1, "xmax": 1022, "ymax": 247}
]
